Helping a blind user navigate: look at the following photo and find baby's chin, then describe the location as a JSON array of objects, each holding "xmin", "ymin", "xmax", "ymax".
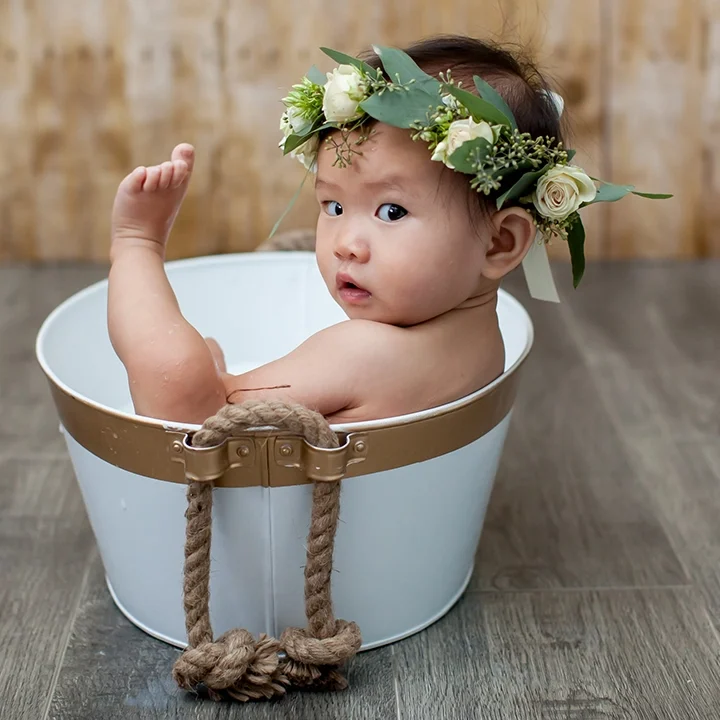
[
  {"xmin": 332, "ymin": 294, "xmax": 383, "ymax": 322},
  {"xmin": 336, "ymin": 299, "xmax": 415, "ymax": 326}
]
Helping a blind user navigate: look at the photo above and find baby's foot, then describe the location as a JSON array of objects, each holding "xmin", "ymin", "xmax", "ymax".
[{"xmin": 111, "ymin": 144, "xmax": 194, "ymax": 251}]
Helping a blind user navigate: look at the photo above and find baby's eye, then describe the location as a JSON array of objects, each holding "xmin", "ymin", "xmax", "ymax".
[
  {"xmin": 376, "ymin": 203, "xmax": 408, "ymax": 222},
  {"xmin": 323, "ymin": 201, "xmax": 343, "ymax": 216}
]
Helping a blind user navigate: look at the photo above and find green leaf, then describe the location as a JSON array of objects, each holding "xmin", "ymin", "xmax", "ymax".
[
  {"xmin": 372, "ymin": 45, "xmax": 442, "ymax": 94},
  {"xmin": 472, "ymin": 75, "xmax": 517, "ymax": 130},
  {"xmin": 587, "ymin": 179, "xmax": 673, "ymax": 204},
  {"xmin": 320, "ymin": 47, "xmax": 377, "ymax": 77},
  {"xmin": 495, "ymin": 164, "xmax": 551, "ymax": 209},
  {"xmin": 631, "ymin": 191, "xmax": 674, "ymax": 199},
  {"xmin": 448, "ymin": 138, "xmax": 492, "ymax": 174},
  {"xmin": 585, "ymin": 182, "xmax": 634, "ymax": 205},
  {"xmin": 306, "ymin": 65, "xmax": 327, "ymax": 86},
  {"xmin": 360, "ymin": 87, "xmax": 440, "ymax": 128},
  {"xmin": 565, "ymin": 149, "xmax": 576, "ymax": 163},
  {"xmin": 446, "ymin": 85, "xmax": 513, "ymax": 128},
  {"xmin": 282, "ymin": 133, "xmax": 311, "ymax": 155},
  {"xmin": 566, "ymin": 216, "xmax": 586, "ymax": 288}
]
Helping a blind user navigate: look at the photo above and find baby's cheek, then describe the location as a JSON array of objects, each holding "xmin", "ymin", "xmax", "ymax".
[{"xmin": 314, "ymin": 239, "xmax": 334, "ymax": 279}]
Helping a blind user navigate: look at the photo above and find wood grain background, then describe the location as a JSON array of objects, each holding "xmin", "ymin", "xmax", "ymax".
[{"xmin": 0, "ymin": 0, "xmax": 717, "ymax": 262}]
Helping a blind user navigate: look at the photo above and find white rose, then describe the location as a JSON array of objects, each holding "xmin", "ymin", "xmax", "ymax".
[
  {"xmin": 532, "ymin": 165, "xmax": 597, "ymax": 220},
  {"xmin": 322, "ymin": 64, "xmax": 367, "ymax": 123},
  {"xmin": 279, "ymin": 133, "xmax": 319, "ymax": 172},
  {"xmin": 280, "ymin": 105, "xmax": 313, "ymax": 137},
  {"xmin": 430, "ymin": 118, "xmax": 498, "ymax": 169}
]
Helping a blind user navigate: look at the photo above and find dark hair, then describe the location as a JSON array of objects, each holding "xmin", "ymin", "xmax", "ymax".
[{"xmin": 360, "ymin": 35, "xmax": 566, "ymax": 221}]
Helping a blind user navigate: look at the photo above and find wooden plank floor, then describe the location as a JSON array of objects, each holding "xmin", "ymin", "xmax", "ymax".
[{"xmin": 1, "ymin": 260, "xmax": 719, "ymax": 719}]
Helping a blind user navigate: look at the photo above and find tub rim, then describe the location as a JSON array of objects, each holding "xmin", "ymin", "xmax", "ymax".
[{"xmin": 36, "ymin": 252, "xmax": 534, "ymax": 486}]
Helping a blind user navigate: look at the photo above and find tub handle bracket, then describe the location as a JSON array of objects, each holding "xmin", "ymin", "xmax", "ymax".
[
  {"xmin": 168, "ymin": 432, "xmax": 257, "ymax": 483},
  {"xmin": 167, "ymin": 430, "xmax": 367, "ymax": 486},
  {"xmin": 272, "ymin": 433, "xmax": 368, "ymax": 483}
]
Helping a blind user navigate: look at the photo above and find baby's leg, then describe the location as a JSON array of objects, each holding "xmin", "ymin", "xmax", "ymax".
[
  {"xmin": 205, "ymin": 337, "xmax": 227, "ymax": 373},
  {"xmin": 108, "ymin": 145, "xmax": 226, "ymax": 423}
]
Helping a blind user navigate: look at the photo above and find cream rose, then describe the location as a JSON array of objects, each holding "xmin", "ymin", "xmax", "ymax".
[
  {"xmin": 532, "ymin": 165, "xmax": 597, "ymax": 220},
  {"xmin": 431, "ymin": 118, "xmax": 498, "ymax": 169},
  {"xmin": 322, "ymin": 64, "xmax": 367, "ymax": 123},
  {"xmin": 280, "ymin": 105, "xmax": 313, "ymax": 137}
]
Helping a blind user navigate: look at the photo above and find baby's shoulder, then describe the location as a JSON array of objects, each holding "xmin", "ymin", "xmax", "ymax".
[{"xmin": 312, "ymin": 319, "xmax": 406, "ymax": 357}]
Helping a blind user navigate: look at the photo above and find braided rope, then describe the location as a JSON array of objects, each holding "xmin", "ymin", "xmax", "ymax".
[{"xmin": 172, "ymin": 401, "xmax": 362, "ymax": 701}]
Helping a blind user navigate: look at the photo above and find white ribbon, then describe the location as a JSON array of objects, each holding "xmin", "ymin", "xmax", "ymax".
[
  {"xmin": 519, "ymin": 89, "xmax": 565, "ymax": 302},
  {"xmin": 521, "ymin": 232, "xmax": 560, "ymax": 303},
  {"xmin": 545, "ymin": 90, "xmax": 565, "ymax": 117}
]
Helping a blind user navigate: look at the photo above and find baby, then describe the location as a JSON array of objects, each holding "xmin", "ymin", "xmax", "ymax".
[{"xmin": 108, "ymin": 35, "xmax": 666, "ymax": 425}]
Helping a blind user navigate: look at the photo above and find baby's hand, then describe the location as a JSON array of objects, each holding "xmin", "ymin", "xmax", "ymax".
[{"xmin": 111, "ymin": 143, "xmax": 194, "ymax": 256}]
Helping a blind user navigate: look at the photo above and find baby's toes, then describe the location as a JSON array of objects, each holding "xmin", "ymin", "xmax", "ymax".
[
  {"xmin": 143, "ymin": 165, "xmax": 162, "ymax": 192},
  {"xmin": 170, "ymin": 160, "xmax": 189, "ymax": 189},
  {"xmin": 155, "ymin": 161, "xmax": 175, "ymax": 190},
  {"xmin": 119, "ymin": 166, "xmax": 147, "ymax": 193},
  {"xmin": 172, "ymin": 143, "xmax": 195, "ymax": 172}
]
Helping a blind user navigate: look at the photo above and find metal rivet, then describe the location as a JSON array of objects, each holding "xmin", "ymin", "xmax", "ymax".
[
  {"xmin": 279, "ymin": 443, "xmax": 293, "ymax": 457},
  {"xmin": 237, "ymin": 445, "xmax": 250, "ymax": 457},
  {"xmin": 172, "ymin": 441, "xmax": 183, "ymax": 454},
  {"xmin": 354, "ymin": 441, "xmax": 366, "ymax": 454}
]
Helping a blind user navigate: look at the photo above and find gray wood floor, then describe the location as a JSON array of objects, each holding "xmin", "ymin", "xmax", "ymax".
[{"xmin": 1, "ymin": 260, "xmax": 719, "ymax": 719}]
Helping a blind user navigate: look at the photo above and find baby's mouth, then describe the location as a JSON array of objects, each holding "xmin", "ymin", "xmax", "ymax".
[{"xmin": 336, "ymin": 273, "xmax": 371, "ymax": 303}]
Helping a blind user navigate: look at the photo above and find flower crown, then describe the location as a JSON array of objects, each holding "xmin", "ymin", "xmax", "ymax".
[{"xmin": 278, "ymin": 45, "xmax": 671, "ymax": 288}]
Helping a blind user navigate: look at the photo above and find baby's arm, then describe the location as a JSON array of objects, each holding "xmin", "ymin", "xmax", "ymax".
[
  {"xmin": 220, "ymin": 320, "xmax": 375, "ymax": 416},
  {"xmin": 108, "ymin": 144, "xmax": 225, "ymax": 423}
]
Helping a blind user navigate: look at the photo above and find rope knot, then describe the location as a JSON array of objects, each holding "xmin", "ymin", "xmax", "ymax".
[
  {"xmin": 280, "ymin": 621, "xmax": 363, "ymax": 689},
  {"xmin": 172, "ymin": 629, "xmax": 289, "ymax": 702}
]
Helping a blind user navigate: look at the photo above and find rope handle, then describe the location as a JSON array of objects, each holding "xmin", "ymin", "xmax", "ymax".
[{"xmin": 171, "ymin": 400, "xmax": 362, "ymax": 702}]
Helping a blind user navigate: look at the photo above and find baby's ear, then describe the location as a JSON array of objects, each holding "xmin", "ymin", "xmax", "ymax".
[{"xmin": 482, "ymin": 207, "xmax": 536, "ymax": 281}]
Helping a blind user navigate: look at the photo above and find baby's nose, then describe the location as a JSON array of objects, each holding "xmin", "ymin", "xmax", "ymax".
[{"xmin": 335, "ymin": 234, "xmax": 370, "ymax": 263}]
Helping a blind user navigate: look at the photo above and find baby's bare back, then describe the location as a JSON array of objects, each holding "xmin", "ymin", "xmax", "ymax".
[
  {"xmin": 224, "ymin": 305, "xmax": 505, "ymax": 424},
  {"xmin": 329, "ymin": 309, "xmax": 504, "ymax": 422}
]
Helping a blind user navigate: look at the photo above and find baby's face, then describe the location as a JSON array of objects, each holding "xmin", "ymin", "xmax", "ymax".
[{"xmin": 314, "ymin": 123, "xmax": 492, "ymax": 326}]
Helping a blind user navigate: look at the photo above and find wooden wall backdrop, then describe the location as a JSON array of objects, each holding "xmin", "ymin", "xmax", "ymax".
[{"xmin": 0, "ymin": 0, "xmax": 718, "ymax": 263}]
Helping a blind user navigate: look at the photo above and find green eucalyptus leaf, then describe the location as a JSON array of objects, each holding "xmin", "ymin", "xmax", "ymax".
[
  {"xmin": 495, "ymin": 164, "xmax": 551, "ymax": 209},
  {"xmin": 632, "ymin": 191, "xmax": 674, "ymax": 199},
  {"xmin": 585, "ymin": 182, "xmax": 634, "ymax": 205},
  {"xmin": 360, "ymin": 87, "xmax": 440, "ymax": 128},
  {"xmin": 448, "ymin": 138, "xmax": 492, "ymax": 174},
  {"xmin": 320, "ymin": 47, "xmax": 377, "ymax": 77},
  {"xmin": 372, "ymin": 45, "xmax": 442, "ymax": 93},
  {"xmin": 472, "ymin": 75, "xmax": 517, "ymax": 130},
  {"xmin": 446, "ymin": 85, "xmax": 512, "ymax": 128},
  {"xmin": 306, "ymin": 65, "xmax": 327, "ymax": 86},
  {"xmin": 566, "ymin": 216, "xmax": 586, "ymax": 288}
]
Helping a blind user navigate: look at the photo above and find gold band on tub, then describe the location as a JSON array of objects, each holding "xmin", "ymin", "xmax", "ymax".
[{"xmin": 45, "ymin": 358, "xmax": 526, "ymax": 488}]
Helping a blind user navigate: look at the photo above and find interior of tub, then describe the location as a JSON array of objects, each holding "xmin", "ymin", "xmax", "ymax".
[{"xmin": 36, "ymin": 252, "xmax": 533, "ymax": 430}]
